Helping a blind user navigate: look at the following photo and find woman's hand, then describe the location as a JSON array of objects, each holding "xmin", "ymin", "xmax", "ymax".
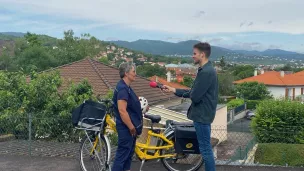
[{"xmin": 129, "ymin": 126, "xmax": 137, "ymax": 137}]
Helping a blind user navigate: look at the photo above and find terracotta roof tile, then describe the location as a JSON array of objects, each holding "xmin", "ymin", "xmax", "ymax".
[
  {"xmin": 149, "ymin": 76, "xmax": 190, "ymax": 89},
  {"xmin": 233, "ymin": 71, "xmax": 304, "ymax": 86},
  {"xmin": 44, "ymin": 58, "xmax": 177, "ymax": 104}
]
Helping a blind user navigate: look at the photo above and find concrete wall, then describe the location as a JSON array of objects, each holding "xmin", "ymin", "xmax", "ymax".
[{"xmin": 211, "ymin": 105, "xmax": 228, "ymax": 143}]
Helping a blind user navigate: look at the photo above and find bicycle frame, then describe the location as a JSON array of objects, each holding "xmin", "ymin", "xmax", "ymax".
[
  {"xmin": 135, "ymin": 129, "xmax": 175, "ymax": 160},
  {"xmin": 103, "ymin": 113, "xmax": 176, "ymax": 160}
]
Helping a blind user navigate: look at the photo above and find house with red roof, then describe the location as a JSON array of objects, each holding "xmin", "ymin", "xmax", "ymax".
[
  {"xmin": 149, "ymin": 75, "xmax": 190, "ymax": 89},
  {"xmin": 233, "ymin": 70, "xmax": 304, "ymax": 100}
]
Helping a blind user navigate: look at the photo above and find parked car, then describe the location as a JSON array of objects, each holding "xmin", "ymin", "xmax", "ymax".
[{"xmin": 245, "ymin": 110, "xmax": 255, "ymax": 120}]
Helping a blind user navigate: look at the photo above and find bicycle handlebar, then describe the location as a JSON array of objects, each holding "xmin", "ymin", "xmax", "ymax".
[{"xmin": 97, "ymin": 97, "xmax": 113, "ymax": 105}]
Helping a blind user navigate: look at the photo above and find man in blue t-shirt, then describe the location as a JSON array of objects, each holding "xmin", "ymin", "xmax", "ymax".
[{"xmin": 112, "ymin": 62, "xmax": 143, "ymax": 171}]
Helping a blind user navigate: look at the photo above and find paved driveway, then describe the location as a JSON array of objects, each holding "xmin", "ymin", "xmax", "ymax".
[{"xmin": 0, "ymin": 155, "xmax": 303, "ymax": 171}]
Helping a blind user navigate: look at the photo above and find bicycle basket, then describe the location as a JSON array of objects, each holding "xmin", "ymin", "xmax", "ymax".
[
  {"xmin": 72, "ymin": 100, "xmax": 107, "ymax": 128},
  {"xmin": 174, "ymin": 126, "xmax": 200, "ymax": 154}
]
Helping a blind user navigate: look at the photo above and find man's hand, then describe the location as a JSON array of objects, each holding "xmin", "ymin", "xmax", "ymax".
[
  {"xmin": 162, "ymin": 85, "xmax": 176, "ymax": 93},
  {"xmin": 129, "ymin": 126, "xmax": 137, "ymax": 137}
]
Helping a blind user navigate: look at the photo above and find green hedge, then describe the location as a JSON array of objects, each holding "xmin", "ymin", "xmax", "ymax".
[
  {"xmin": 227, "ymin": 99, "xmax": 244, "ymax": 110},
  {"xmin": 245, "ymin": 100, "xmax": 260, "ymax": 110},
  {"xmin": 255, "ymin": 143, "xmax": 304, "ymax": 167},
  {"xmin": 251, "ymin": 99, "xmax": 304, "ymax": 144}
]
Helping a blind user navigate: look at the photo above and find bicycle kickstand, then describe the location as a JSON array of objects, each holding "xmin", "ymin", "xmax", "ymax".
[{"xmin": 139, "ymin": 159, "xmax": 145, "ymax": 171}]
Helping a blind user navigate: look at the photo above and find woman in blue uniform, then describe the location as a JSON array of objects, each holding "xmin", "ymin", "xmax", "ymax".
[{"xmin": 112, "ymin": 62, "xmax": 143, "ymax": 171}]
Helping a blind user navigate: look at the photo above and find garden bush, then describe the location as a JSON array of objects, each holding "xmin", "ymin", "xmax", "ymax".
[
  {"xmin": 251, "ymin": 99, "xmax": 304, "ymax": 144},
  {"xmin": 255, "ymin": 143, "xmax": 304, "ymax": 167},
  {"xmin": 246, "ymin": 100, "xmax": 261, "ymax": 110},
  {"xmin": 0, "ymin": 70, "xmax": 97, "ymax": 142},
  {"xmin": 227, "ymin": 99, "xmax": 244, "ymax": 110}
]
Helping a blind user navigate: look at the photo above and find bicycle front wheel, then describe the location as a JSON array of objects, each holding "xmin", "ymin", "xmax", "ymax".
[
  {"xmin": 160, "ymin": 132, "xmax": 204, "ymax": 171},
  {"xmin": 80, "ymin": 133, "xmax": 109, "ymax": 171}
]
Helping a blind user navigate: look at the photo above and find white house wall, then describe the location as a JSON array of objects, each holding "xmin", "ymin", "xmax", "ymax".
[{"xmin": 267, "ymin": 86, "xmax": 303, "ymax": 99}]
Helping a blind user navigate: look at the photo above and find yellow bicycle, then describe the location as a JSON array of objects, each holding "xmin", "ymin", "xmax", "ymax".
[{"xmin": 76, "ymin": 99, "xmax": 204, "ymax": 171}]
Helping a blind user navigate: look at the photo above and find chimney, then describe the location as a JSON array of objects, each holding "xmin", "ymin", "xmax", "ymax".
[
  {"xmin": 280, "ymin": 71, "xmax": 284, "ymax": 77},
  {"xmin": 254, "ymin": 70, "xmax": 258, "ymax": 76},
  {"xmin": 261, "ymin": 70, "xmax": 264, "ymax": 74},
  {"xmin": 166, "ymin": 71, "xmax": 171, "ymax": 82},
  {"xmin": 156, "ymin": 76, "xmax": 158, "ymax": 82}
]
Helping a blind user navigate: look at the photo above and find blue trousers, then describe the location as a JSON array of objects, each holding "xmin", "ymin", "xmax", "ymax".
[
  {"xmin": 193, "ymin": 122, "xmax": 216, "ymax": 171},
  {"xmin": 111, "ymin": 126, "xmax": 136, "ymax": 171}
]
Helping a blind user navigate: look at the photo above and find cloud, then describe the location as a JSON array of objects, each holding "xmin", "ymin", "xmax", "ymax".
[
  {"xmin": 268, "ymin": 20, "xmax": 273, "ymax": 24},
  {"xmin": 0, "ymin": 0, "xmax": 304, "ymax": 34},
  {"xmin": 219, "ymin": 41, "xmax": 264, "ymax": 51},
  {"xmin": 248, "ymin": 22, "xmax": 254, "ymax": 26},
  {"xmin": 193, "ymin": 10, "xmax": 205, "ymax": 18},
  {"xmin": 240, "ymin": 21, "xmax": 246, "ymax": 27},
  {"xmin": 106, "ymin": 37, "xmax": 120, "ymax": 41},
  {"xmin": 165, "ymin": 37, "xmax": 183, "ymax": 42},
  {"xmin": 208, "ymin": 38, "xmax": 223, "ymax": 43},
  {"xmin": 269, "ymin": 44, "xmax": 282, "ymax": 49}
]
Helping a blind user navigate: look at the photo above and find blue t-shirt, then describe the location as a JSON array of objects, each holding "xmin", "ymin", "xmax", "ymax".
[{"xmin": 112, "ymin": 79, "xmax": 143, "ymax": 135}]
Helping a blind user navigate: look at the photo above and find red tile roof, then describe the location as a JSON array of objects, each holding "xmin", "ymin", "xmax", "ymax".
[
  {"xmin": 42, "ymin": 58, "xmax": 177, "ymax": 104},
  {"xmin": 233, "ymin": 71, "xmax": 304, "ymax": 86},
  {"xmin": 149, "ymin": 76, "xmax": 190, "ymax": 89}
]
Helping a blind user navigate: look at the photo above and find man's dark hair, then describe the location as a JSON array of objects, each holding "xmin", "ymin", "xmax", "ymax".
[{"xmin": 193, "ymin": 42, "xmax": 211, "ymax": 58}]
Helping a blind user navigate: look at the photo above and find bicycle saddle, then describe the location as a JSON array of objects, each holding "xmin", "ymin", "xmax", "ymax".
[{"xmin": 144, "ymin": 114, "xmax": 161, "ymax": 123}]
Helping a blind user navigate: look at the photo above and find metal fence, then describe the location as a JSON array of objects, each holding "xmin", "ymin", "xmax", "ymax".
[
  {"xmin": 0, "ymin": 114, "xmax": 303, "ymax": 167},
  {"xmin": 234, "ymin": 103, "xmax": 246, "ymax": 114},
  {"xmin": 227, "ymin": 103, "xmax": 247, "ymax": 124}
]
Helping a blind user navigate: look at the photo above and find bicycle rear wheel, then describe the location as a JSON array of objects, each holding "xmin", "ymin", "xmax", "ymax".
[
  {"xmin": 80, "ymin": 133, "xmax": 109, "ymax": 171},
  {"xmin": 160, "ymin": 132, "xmax": 204, "ymax": 171}
]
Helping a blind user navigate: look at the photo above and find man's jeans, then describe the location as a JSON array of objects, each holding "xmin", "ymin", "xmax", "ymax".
[{"xmin": 194, "ymin": 122, "xmax": 216, "ymax": 171}]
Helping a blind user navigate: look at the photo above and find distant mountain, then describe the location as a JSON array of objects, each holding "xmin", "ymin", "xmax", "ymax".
[
  {"xmin": 0, "ymin": 32, "xmax": 25, "ymax": 37},
  {"xmin": 235, "ymin": 49, "xmax": 300, "ymax": 56},
  {"xmin": 262, "ymin": 49, "xmax": 300, "ymax": 56},
  {"xmin": 109, "ymin": 39, "xmax": 232, "ymax": 58},
  {"xmin": 110, "ymin": 39, "xmax": 304, "ymax": 59}
]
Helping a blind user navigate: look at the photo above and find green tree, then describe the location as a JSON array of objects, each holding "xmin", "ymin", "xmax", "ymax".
[
  {"xmin": 181, "ymin": 76, "xmax": 194, "ymax": 87},
  {"xmin": 136, "ymin": 64, "xmax": 166, "ymax": 78},
  {"xmin": 231, "ymin": 65, "xmax": 255, "ymax": 80},
  {"xmin": 219, "ymin": 56, "xmax": 226, "ymax": 68},
  {"xmin": 0, "ymin": 70, "xmax": 95, "ymax": 141},
  {"xmin": 24, "ymin": 32, "xmax": 41, "ymax": 47},
  {"xmin": 0, "ymin": 45, "xmax": 16, "ymax": 71},
  {"xmin": 14, "ymin": 38, "xmax": 29, "ymax": 56},
  {"xmin": 218, "ymin": 73, "xmax": 235, "ymax": 96},
  {"xmin": 235, "ymin": 81, "xmax": 272, "ymax": 100},
  {"xmin": 278, "ymin": 63, "xmax": 292, "ymax": 71},
  {"xmin": 17, "ymin": 46, "xmax": 56, "ymax": 73},
  {"xmin": 53, "ymin": 30, "xmax": 103, "ymax": 65},
  {"xmin": 99, "ymin": 57, "xmax": 110, "ymax": 65},
  {"xmin": 107, "ymin": 53, "xmax": 115, "ymax": 61},
  {"xmin": 181, "ymin": 58, "xmax": 188, "ymax": 64}
]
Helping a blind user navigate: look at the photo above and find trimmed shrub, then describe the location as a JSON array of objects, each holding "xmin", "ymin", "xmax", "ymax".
[
  {"xmin": 251, "ymin": 99, "xmax": 304, "ymax": 144},
  {"xmin": 227, "ymin": 99, "xmax": 244, "ymax": 110},
  {"xmin": 255, "ymin": 143, "xmax": 304, "ymax": 167},
  {"xmin": 246, "ymin": 100, "xmax": 261, "ymax": 110}
]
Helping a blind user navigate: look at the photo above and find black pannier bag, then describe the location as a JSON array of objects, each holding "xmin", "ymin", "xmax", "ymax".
[
  {"xmin": 72, "ymin": 100, "xmax": 107, "ymax": 127},
  {"xmin": 174, "ymin": 126, "xmax": 200, "ymax": 154}
]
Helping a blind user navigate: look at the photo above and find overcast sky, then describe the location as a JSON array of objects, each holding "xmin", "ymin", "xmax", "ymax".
[{"xmin": 0, "ymin": 0, "xmax": 303, "ymax": 52}]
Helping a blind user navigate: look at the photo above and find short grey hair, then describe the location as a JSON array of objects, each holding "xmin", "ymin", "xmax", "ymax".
[{"xmin": 119, "ymin": 62, "xmax": 136, "ymax": 79}]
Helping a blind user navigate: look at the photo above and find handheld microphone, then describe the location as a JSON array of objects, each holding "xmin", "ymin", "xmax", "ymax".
[{"xmin": 149, "ymin": 81, "xmax": 164, "ymax": 89}]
